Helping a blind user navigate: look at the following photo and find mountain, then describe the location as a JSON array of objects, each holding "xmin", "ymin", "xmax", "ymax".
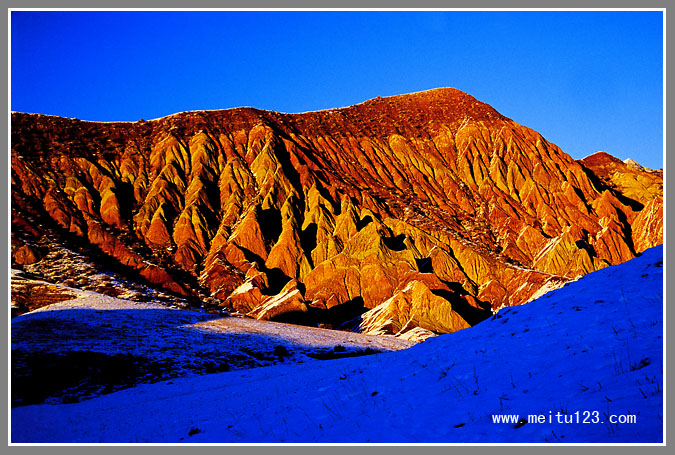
[
  {"xmin": 11, "ymin": 245, "xmax": 664, "ymax": 443},
  {"xmin": 579, "ymin": 151, "xmax": 663, "ymax": 253},
  {"xmin": 10, "ymin": 88, "xmax": 663, "ymax": 338}
]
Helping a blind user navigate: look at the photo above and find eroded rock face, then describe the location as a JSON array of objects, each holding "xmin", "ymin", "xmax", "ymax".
[
  {"xmin": 246, "ymin": 280, "xmax": 308, "ymax": 321},
  {"xmin": 11, "ymin": 88, "xmax": 663, "ymax": 335},
  {"xmin": 579, "ymin": 151, "xmax": 663, "ymax": 253},
  {"xmin": 356, "ymin": 280, "xmax": 471, "ymax": 339},
  {"xmin": 580, "ymin": 152, "xmax": 663, "ymax": 207}
]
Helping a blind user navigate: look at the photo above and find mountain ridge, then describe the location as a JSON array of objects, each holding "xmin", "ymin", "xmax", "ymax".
[{"xmin": 11, "ymin": 87, "xmax": 663, "ymax": 338}]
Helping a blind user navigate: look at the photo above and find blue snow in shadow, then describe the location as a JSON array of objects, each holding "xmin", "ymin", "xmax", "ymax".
[{"xmin": 11, "ymin": 245, "xmax": 663, "ymax": 443}]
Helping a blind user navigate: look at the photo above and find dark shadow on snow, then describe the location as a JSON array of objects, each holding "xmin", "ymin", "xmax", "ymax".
[{"xmin": 11, "ymin": 305, "xmax": 382, "ymax": 407}]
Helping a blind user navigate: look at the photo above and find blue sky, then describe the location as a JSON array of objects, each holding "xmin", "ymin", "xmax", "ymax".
[{"xmin": 11, "ymin": 10, "xmax": 663, "ymax": 169}]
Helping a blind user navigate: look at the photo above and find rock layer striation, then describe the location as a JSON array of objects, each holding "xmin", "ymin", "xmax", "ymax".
[{"xmin": 11, "ymin": 88, "xmax": 663, "ymax": 338}]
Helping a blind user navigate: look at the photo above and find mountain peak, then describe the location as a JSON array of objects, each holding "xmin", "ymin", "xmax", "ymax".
[
  {"xmin": 376, "ymin": 87, "xmax": 472, "ymax": 102},
  {"xmin": 623, "ymin": 158, "xmax": 648, "ymax": 172},
  {"xmin": 581, "ymin": 151, "xmax": 623, "ymax": 166},
  {"xmin": 353, "ymin": 87, "xmax": 506, "ymax": 124}
]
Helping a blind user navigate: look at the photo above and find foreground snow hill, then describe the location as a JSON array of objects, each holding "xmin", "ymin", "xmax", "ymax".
[{"xmin": 12, "ymin": 246, "xmax": 664, "ymax": 443}]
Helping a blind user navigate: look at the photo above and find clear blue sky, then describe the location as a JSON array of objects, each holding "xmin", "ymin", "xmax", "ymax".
[{"xmin": 11, "ymin": 10, "xmax": 664, "ymax": 169}]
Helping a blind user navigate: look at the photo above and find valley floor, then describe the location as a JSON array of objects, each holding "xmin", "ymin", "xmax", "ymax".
[
  {"xmin": 11, "ymin": 278, "xmax": 411, "ymax": 407},
  {"xmin": 10, "ymin": 246, "xmax": 664, "ymax": 444}
]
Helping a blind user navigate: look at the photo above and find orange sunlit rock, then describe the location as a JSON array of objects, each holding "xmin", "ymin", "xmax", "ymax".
[{"xmin": 10, "ymin": 88, "xmax": 662, "ymax": 334}]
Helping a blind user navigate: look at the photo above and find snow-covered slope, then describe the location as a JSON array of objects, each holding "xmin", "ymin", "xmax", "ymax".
[
  {"xmin": 11, "ymin": 281, "xmax": 412, "ymax": 407},
  {"xmin": 11, "ymin": 246, "xmax": 664, "ymax": 443}
]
